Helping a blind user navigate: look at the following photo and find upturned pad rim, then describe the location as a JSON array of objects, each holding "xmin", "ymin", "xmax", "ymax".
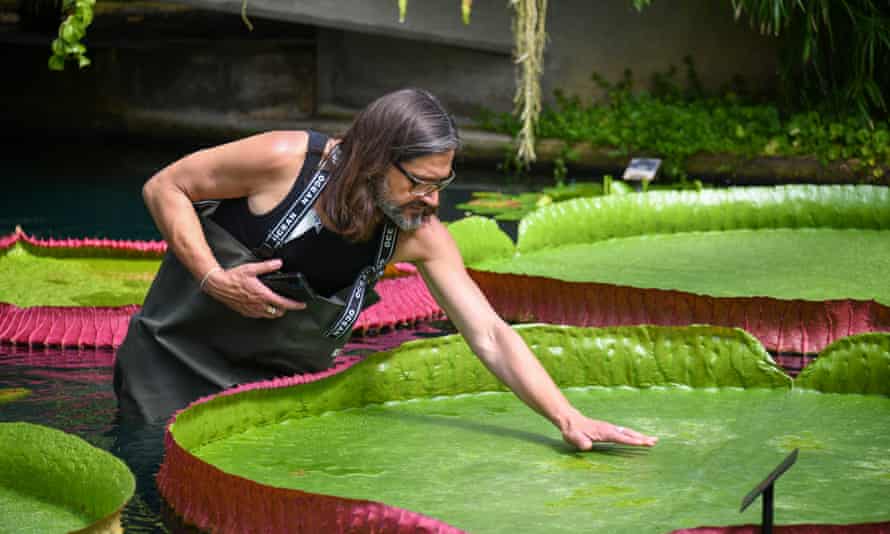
[{"xmin": 0, "ymin": 422, "xmax": 135, "ymax": 533}]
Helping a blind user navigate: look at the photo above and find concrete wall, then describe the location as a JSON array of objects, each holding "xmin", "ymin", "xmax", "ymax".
[
  {"xmin": 0, "ymin": 11, "xmax": 317, "ymax": 138},
  {"xmin": 1, "ymin": 0, "xmax": 779, "ymax": 140},
  {"xmin": 544, "ymin": 1, "xmax": 778, "ymax": 101},
  {"xmin": 317, "ymin": 29, "xmax": 515, "ymax": 118},
  {"xmin": 316, "ymin": 0, "xmax": 779, "ymax": 117},
  {"xmin": 178, "ymin": 0, "xmax": 514, "ymax": 53}
]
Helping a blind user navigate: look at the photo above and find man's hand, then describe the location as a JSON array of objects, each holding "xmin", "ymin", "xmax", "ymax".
[
  {"xmin": 560, "ymin": 412, "xmax": 658, "ymax": 449},
  {"xmin": 202, "ymin": 259, "xmax": 306, "ymax": 318}
]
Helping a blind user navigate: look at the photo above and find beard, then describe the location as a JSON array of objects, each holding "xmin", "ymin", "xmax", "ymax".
[{"xmin": 374, "ymin": 179, "xmax": 438, "ymax": 231}]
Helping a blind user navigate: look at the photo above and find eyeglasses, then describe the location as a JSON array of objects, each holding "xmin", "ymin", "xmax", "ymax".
[{"xmin": 394, "ymin": 161, "xmax": 456, "ymax": 196}]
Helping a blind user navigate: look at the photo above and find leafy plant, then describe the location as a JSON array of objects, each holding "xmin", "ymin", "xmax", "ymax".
[
  {"xmin": 48, "ymin": 0, "xmax": 94, "ymax": 70},
  {"xmin": 477, "ymin": 62, "xmax": 890, "ymax": 180},
  {"xmin": 732, "ymin": 0, "xmax": 890, "ymax": 120},
  {"xmin": 634, "ymin": 0, "xmax": 890, "ymax": 120}
]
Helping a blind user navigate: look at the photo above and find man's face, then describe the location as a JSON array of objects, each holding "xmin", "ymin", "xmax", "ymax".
[{"xmin": 375, "ymin": 150, "xmax": 455, "ymax": 231}]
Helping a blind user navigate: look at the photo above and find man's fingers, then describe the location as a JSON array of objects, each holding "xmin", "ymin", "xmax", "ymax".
[
  {"xmin": 254, "ymin": 284, "xmax": 306, "ymax": 311},
  {"xmin": 611, "ymin": 426, "xmax": 658, "ymax": 447},
  {"xmin": 567, "ymin": 431, "xmax": 593, "ymax": 451},
  {"xmin": 574, "ymin": 425, "xmax": 657, "ymax": 448},
  {"xmin": 237, "ymin": 258, "xmax": 283, "ymax": 276},
  {"xmin": 246, "ymin": 259, "xmax": 284, "ymax": 275},
  {"xmin": 565, "ymin": 418, "xmax": 658, "ymax": 450},
  {"xmin": 269, "ymin": 294, "xmax": 306, "ymax": 311},
  {"xmin": 240, "ymin": 262, "xmax": 306, "ymax": 311}
]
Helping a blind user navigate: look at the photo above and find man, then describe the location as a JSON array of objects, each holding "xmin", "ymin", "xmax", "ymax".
[{"xmin": 113, "ymin": 88, "xmax": 656, "ymax": 449}]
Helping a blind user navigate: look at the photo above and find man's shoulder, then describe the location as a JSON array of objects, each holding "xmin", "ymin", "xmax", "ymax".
[
  {"xmin": 259, "ymin": 130, "xmax": 311, "ymax": 159},
  {"xmin": 234, "ymin": 131, "xmax": 310, "ymax": 176},
  {"xmin": 396, "ymin": 217, "xmax": 460, "ymax": 264}
]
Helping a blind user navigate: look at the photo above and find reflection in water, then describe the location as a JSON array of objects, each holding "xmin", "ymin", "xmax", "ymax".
[{"xmin": 0, "ymin": 322, "xmax": 454, "ymax": 532}]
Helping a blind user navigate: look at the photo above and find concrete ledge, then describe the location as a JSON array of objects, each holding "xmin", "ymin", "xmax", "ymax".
[
  {"xmin": 685, "ymin": 152, "xmax": 889, "ymax": 185},
  {"xmin": 534, "ymin": 139, "xmax": 890, "ymax": 186},
  {"xmin": 14, "ymin": 106, "xmax": 885, "ymax": 186},
  {"xmin": 117, "ymin": 108, "xmax": 517, "ymax": 166}
]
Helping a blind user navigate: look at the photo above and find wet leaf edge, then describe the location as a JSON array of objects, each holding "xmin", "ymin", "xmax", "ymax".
[{"xmin": 0, "ymin": 422, "xmax": 135, "ymax": 531}]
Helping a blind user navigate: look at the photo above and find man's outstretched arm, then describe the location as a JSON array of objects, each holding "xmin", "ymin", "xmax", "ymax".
[{"xmin": 397, "ymin": 217, "xmax": 657, "ymax": 449}]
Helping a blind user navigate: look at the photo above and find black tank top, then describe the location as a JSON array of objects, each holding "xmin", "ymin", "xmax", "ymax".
[{"xmin": 210, "ymin": 132, "xmax": 382, "ymax": 297}]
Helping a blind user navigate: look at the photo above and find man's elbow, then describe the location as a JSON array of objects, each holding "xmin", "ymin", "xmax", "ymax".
[
  {"xmin": 141, "ymin": 179, "xmax": 157, "ymax": 207},
  {"xmin": 142, "ymin": 168, "xmax": 175, "ymax": 209},
  {"xmin": 469, "ymin": 319, "xmax": 510, "ymax": 364}
]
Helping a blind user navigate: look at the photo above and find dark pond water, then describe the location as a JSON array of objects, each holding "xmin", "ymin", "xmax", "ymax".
[{"xmin": 0, "ymin": 135, "xmax": 532, "ymax": 241}]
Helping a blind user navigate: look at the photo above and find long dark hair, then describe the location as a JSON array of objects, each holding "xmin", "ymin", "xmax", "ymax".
[{"xmin": 317, "ymin": 88, "xmax": 460, "ymax": 242}]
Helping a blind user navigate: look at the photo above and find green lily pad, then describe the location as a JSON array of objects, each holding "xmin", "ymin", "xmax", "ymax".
[
  {"xmin": 446, "ymin": 216, "xmax": 515, "ymax": 267},
  {"xmin": 0, "ymin": 387, "xmax": 30, "ymax": 405},
  {"xmin": 193, "ymin": 388, "xmax": 890, "ymax": 533},
  {"xmin": 453, "ymin": 179, "xmax": 680, "ymax": 221},
  {"xmin": 459, "ymin": 185, "xmax": 890, "ymax": 306},
  {"xmin": 796, "ymin": 333, "xmax": 890, "ymax": 395},
  {"xmin": 456, "ymin": 191, "xmax": 541, "ymax": 221},
  {"xmin": 0, "ymin": 422, "xmax": 135, "ymax": 533},
  {"xmin": 475, "ymin": 228, "xmax": 890, "ymax": 306},
  {"xmin": 516, "ymin": 185, "xmax": 889, "ymax": 254},
  {"xmin": 167, "ymin": 326, "xmax": 890, "ymax": 532},
  {"xmin": 455, "ymin": 183, "xmax": 608, "ymax": 221},
  {"xmin": 0, "ymin": 244, "xmax": 159, "ymax": 307}
]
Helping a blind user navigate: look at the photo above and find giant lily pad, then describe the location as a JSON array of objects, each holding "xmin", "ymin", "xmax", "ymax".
[
  {"xmin": 515, "ymin": 185, "xmax": 890, "ymax": 254},
  {"xmin": 160, "ymin": 326, "xmax": 890, "ymax": 533},
  {"xmin": 468, "ymin": 185, "xmax": 890, "ymax": 305},
  {"xmin": 447, "ymin": 216, "xmax": 515, "ymax": 268},
  {"xmin": 475, "ymin": 228, "xmax": 890, "ymax": 305},
  {"xmin": 0, "ymin": 244, "xmax": 159, "ymax": 307},
  {"xmin": 451, "ymin": 186, "xmax": 890, "ymax": 355},
  {"xmin": 0, "ymin": 422, "xmax": 135, "ymax": 533}
]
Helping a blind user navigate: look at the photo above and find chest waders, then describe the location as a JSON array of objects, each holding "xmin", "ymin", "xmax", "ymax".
[{"xmin": 113, "ymin": 132, "xmax": 399, "ymax": 422}]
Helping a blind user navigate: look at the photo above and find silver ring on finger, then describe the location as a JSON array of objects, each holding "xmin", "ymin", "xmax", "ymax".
[
  {"xmin": 616, "ymin": 426, "xmax": 626, "ymax": 435},
  {"xmin": 266, "ymin": 305, "xmax": 278, "ymax": 315}
]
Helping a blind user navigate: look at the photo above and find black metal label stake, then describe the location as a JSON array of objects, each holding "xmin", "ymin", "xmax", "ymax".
[{"xmin": 739, "ymin": 448, "xmax": 799, "ymax": 534}]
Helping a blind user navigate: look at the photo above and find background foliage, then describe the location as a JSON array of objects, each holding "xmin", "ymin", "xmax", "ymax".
[
  {"xmin": 48, "ymin": 0, "xmax": 94, "ymax": 70},
  {"xmin": 478, "ymin": 59, "xmax": 890, "ymax": 180},
  {"xmin": 634, "ymin": 0, "xmax": 890, "ymax": 120}
]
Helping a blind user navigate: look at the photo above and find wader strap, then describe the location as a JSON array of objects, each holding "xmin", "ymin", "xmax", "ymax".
[
  {"xmin": 324, "ymin": 222, "xmax": 399, "ymax": 338},
  {"xmin": 307, "ymin": 130, "xmax": 328, "ymax": 155},
  {"xmin": 250, "ymin": 129, "xmax": 402, "ymax": 338},
  {"xmin": 255, "ymin": 130, "xmax": 333, "ymax": 259}
]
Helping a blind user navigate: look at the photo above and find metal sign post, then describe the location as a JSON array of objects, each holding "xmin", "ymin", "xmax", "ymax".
[{"xmin": 739, "ymin": 449, "xmax": 799, "ymax": 534}]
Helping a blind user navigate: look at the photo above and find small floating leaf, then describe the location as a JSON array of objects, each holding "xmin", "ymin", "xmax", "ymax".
[{"xmin": 0, "ymin": 387, "xmax": 30, "ymax": 404}]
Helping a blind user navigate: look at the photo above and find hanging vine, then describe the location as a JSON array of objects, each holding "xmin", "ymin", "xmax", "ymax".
[
  {"xmin": 397, "ymin": 0, "xmax": 473, "ymax": 24},
  {"xmin": 48, "ymin": 0, "xmax": 95, "ymax": 70},
  {"xmin": 509, "ymin": 0, "xmax": 547, "ymax": 165},
  {"xmin": 407, "ymin": 0, "xmax": 548, "ymax": 165}
]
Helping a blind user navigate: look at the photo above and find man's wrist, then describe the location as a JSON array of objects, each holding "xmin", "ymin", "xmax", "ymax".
[
  {"xmin": 551, "ymin": 406, "xmax": 581, "ymax": 435},
  {"xmin": 199, "ymin": 266, "xmax": 223, "ymax": 291}
]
